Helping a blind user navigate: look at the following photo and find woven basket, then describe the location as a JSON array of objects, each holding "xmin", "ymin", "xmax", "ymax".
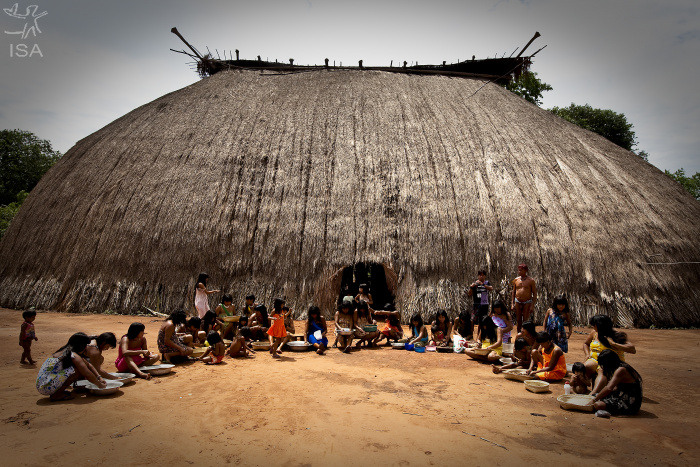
[
  {"xmin": 524, "ymin": 380, "xmax": 550, "ymax": 393},
  {"xmin": 557, "ymin": 394, "xmax": 595, "ymax": 412},
  {"xmin": 502, "ymin": 369, "xmax": 532, "ymax": 382}
]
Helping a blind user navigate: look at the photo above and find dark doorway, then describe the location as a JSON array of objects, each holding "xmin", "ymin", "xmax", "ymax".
[{"xmin": 337, "ymin": 262, "xmax": 394, "ymax": 310}]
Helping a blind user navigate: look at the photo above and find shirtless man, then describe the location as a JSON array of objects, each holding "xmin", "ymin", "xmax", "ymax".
[{"xmin": 511, "ymin": 264, "xmax": 537, "ymax": 333}]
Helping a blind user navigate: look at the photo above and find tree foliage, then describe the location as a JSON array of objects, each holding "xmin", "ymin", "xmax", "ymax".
[
  {"xmin": 664, "ymin": 168, "xmax": 700, "ymax": 200},
  {"xmin": 0, "ymin": 129, "xmax": 61, "ymax": 205},
  {"xmin": 0, "ymin": 190, "xmax": 28, "ymax": 238},
  {"xmin": 549, "ymin": 104, "xmax": 636, "ymax": 151},
  {"xmin": 504, "ymin": 71, "xmax": 553, "ymax": 106}
]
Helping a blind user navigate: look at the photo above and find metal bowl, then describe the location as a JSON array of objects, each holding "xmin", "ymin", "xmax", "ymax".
[
  {"xmin": 286, "ymin": 341, "xmax": 312, "ymax": 352},
  {"xmin": 86, "ymin": 380, "xmax": 123, "ymax": 396},
  {"xmin": 391, "ymin": 342, "xmax": 405, "ymax": 349},
  {"xmin": 338, "ymin": 328, "xmax": 353, "ymax": 336},
  {"xmin": 436, "ymin": 346, "xmax": 453, "ymax": 353},
  {"xmin": 108, "ymin": 372, "xmax": 136, "ymax": 384}
]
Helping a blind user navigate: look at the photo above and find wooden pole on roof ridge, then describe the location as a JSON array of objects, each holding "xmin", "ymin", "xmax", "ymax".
[
  {"xmin": 516, "ymin": 31, "xmax": 541, "ymax": 58},
  {"xmin": 171, "ymin": 27, "xmax": 203, "ymax": 60}
]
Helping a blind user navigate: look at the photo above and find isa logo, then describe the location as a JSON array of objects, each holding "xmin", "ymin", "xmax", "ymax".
[{"xmin": 4, "ymin": 3, "xmax": 47, "ymax": 57}]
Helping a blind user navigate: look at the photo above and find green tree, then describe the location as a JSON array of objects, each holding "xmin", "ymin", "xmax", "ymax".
[
  {"xmin": 664, "ymin": 168, "xmax": 700, "ymax": 200},
  {"xmin": 549, "ymin": 104, "xmax": 636, "ymax": 151},
  {"xmin": 504, "ymin": 71, "xmax": 553, "ymax": 106},
  {"xmin": 0, "ymin": 190, "xmax": 28, "ymax": 238},
  {"xmin": 0, "ymin": 129, "xmax": 61, "ymax": 205}
]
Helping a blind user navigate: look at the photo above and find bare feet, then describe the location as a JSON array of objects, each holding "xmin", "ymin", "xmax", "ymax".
[
  {"xmin": 50, "ymin": 391, "xmax": 73, "ymax": 402},
  {"xmin": 272, "ymin": 353, "xmax": 280, "ymax": 359},
  {"xmin": 137, "ymin": 372, "xmax": 152, "ymax": 380}
]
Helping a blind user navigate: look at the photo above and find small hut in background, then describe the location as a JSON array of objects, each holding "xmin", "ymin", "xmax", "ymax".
[{"xmin": 1, "ymin": 65, "xmax": 699, "ymax": 327}]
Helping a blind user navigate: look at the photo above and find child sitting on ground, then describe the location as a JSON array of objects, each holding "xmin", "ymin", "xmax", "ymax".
[
  {"xmin": 408, "ymin": 313, "xmax": 429, "ymax": 347},
  {"xmin": 177, "ymin": 316, "xmax": 202, "ymax": 346},
  {"xmin": 571, "ymin": 362, "xmax": 591, "ymax": 394},
  {"xmin": 19, "ymin": 310, "xmax": 38, "ymax": 365},
  {"xmin": 228, "ymin": 326, "xmax": 255, "ymax": 358},
  {"xmin": 492, "ymin": 337, "xmax": 531, "ymax": 374},
  {"xmin": 199, "ymin": 332, "xmax": 226, "ymax": 364},
  {"xmin": 528, "ymin": 332, "xmax": 567, "ymax": 381}
]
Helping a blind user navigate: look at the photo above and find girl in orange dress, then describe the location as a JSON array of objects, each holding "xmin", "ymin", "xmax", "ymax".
[{"xmin": 267, "ymin": 298, "xmax": 289, "ymax": 358}]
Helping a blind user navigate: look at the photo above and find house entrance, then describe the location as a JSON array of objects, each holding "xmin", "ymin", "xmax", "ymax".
[{"xmin": 337, "ymin": 262, "xmax": 395, "ymax": 310}]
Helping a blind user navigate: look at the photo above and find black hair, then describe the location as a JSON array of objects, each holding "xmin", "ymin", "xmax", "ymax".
[
  {"xmin": 359, "ymin": 283, "xmax": 368, "ymax": 292},
  {"xmin": 388, "ymin": 314, "xmax": 402, "ymax": 329},
  {"xmin": 202, "ymin": 310, "xmax": 217, "ymax": 330},
  {"xmin": 94, "ymin": 332, "xmax": 117, "ymax": 348},
  {"xmin": 55, "ymin": 332, "xmax": 91, "ymax": 367},
  {"xmin": 410, "ymin": 313, "xmax": 424, "ymax": 337},
  {"xmin": 477, "ymin": 270, "xmax": 487, "ymax": 276},
  {"xmin": 356, "ymin": 301, "xmax": 369, "ymax": 318},
  {"xmin": 535, "ymin": 331, "xmax": 552, "ymax": 344},
  {"xmin": 254, "ymin": 304, "xmax": 269, "ymax": 327},
  {"xmin": 222, "ymin": 293, "xmax": 233, "ymax": 304},
  {"xmin": 479, "ymin": 315, "xmax": 497, "ymax": 342},
  {"xmin": 126, "ymin": 323, "xmax": 145, "ymax": 340},
  {"xmin": 168, "ymin": 309, "xmax": 188, "ymax": 325},
  {"xmin": 196, "ymin": 272, "xmax": 209, "ymax": 285},
  {"xmin": 521, "ymin": 321, "xmax": 537, "ymax": 337},
  {"xmin": 22, "ymin": 310, "xmax": 36, "ymax": 319},
  {"xmin": 238, "ymin": 315, "xmax": 249, "ymax": 326},
  {"xmin": 591, "ymin": 314, "xmax": 627, "ymax": 347},
  {"xmin": 273, "ymin": 298, "xmax": 285, "ymax": 313},
  {"xmin": 187, "ymin": 316, "xmax": 202, "ymax": 329},
  {"xmin": 434, "ymin": 310, "xmax": 450, "ymax": 332},
  {"xmin": 514, "ymin": 337, "xmax": 528, "ymax": 351},
  {"xmin": 491, "ymin": 300, "xmax": 507, "ymax": 315},
  {"xmin": 551, "ymin": 294, "xmax": 571, "ymax": 315},
  {"xmin": 282, "ymin": 306, "xmax": 290, "ymax": 312},
  {"xmin": 572, "ymin": 362, "xmax": 586, "ymax": 374},
  {"xmin": 245, "ymin": 294, "xmax": 255, "ymax": 301},
  {"xmin": 598, "ymin": 349, "xmax": 642, "ymax": 382},
  {"xmin": 238, "ymin": 326, "xmax": 252, "ymax": 339},
  {"xmin": 207, "ymin": 331, "xmax": 222, "ymax": 345}
]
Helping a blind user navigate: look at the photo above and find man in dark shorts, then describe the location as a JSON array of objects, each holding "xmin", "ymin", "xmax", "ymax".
[{"xmin": 469, "ymin": 270, "xmax": 493, "ymax": 329}]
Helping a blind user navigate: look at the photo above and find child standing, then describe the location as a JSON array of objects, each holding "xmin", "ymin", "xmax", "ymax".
[
  {"xmin": 199, "ymin": 332, "xmax": 227, "ymax": 364},
  {"xmin": 468, "ymin": 270, "xmax": 493, "ymax": 332},
  {"xmin": 194, "ymin": 272, "xmax": 221, "ymax": 318},
  {"xmin": 543, "ymin": 294, "xmax": 573, "ymax": 352},
  {"xmin": 20, "ymin": 310, "xmax": 38, "ymax": 364},
  {"xmin": 267, "ymin": 298, "xmax": 289, "ymax": 358}
]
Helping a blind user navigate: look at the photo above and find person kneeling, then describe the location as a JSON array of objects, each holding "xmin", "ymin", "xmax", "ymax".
[{"xmin": 527, "ymin": 332, "xmax": 566, "ymax": 381}]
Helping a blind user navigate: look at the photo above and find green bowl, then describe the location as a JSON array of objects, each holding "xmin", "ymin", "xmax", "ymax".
[{"xmin": 363, "ymin": 325, "xmax": 378, "ymax": 332}]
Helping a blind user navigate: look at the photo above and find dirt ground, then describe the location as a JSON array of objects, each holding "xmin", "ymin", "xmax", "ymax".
[{"xmin": 0, "ymin": 308, "xmax": 698, "ymax": 467}]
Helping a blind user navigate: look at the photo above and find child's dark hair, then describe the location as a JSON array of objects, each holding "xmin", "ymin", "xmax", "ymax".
[
  {"xmin": 572, "ymin": 362, "xmax": 586, "ymax": 374},
  {"xmin": 194, "ymin": 273, "xmax": 210, "ymax": 301},
  {"xmin": 282, "ymin": 306, "xmax": 290, "ymax": 312},
  {"xmin": 273, "ymin": 298, "xmax": 285, "ymax": 312},
  {"xmin": 514, "ymin": 337, "xmax": 528, "ymax": 351},
  {"xmin": 410, "ymin": 313, "xmax": 424, "ymax": 337},
  {"xmin": 307, "ymin": 305, "xmax": 323, "ymax": 328},
  {"xmin": 55, "ymin": 332, "xmax": 91, "ymax": 367},
  {"xmin": 479, "ymin": 315, "xmax": 497, "ymax": 342},
  {"xmin": 202, "ymin": 310, "xmax": 217, "ymax": 329},
  {"xmin": 207, "ymin": 331, "xmax": 222, "ymax": 345},
  {"xmin": 590, "ymin": 314, "xmax": 627, "ymax": 347},
  {"xmin": 167, "ymin": 309, "xmax": 188, "ymax": 325},
  {"xmin": 126, "ymin": 323, "xmax": 145, "ymax": 340},
  {"xmin": 388, "ymin": 314, "xmax": 402, "ymax": 329},
  {"xmin": 535, "ymin": 331, "xmax": 552, "ymax": 343},
  {"xmin": 254, "ymin": 304, "xmax": 269, "ymax": 326},
  {"xmin": 246, "ymin": 294, "xmax": 255, "ymax": 301},
  {"xmin": 222, "ymin": 293, "xmax": 233, "ymax": 304},
  {"xmin": 492, "ymin": 300, "xmax": 507, "ymax": 315},
  {"xmin": 551, "ymin": 294, "xmax": 570, "ymax": 315},
  {"xmin": 356, "ymin": 301, "xmax": 369, "ymax": 318},
  {"xmin": 22, "ymin": 310, "xmax": 37, "ymax": 319},
  {"xmin": 238, "ymin": 326, "xmax": 252, "ymax": 339},
  {"xmin": 359, "ymin": 283, "xmax": 368, "ymax": 292},
  {"xmin": 434, "ymin": 310, "xmax": 450, "ymax": 331},
  {"xmin": 238, "ymin": 315, "xmax": 249, "ymax": 326},
  {"xmin": 93, "ymin": 332, "xmax": 117, "ymax": 348},
  {"xmin": 521, "ymin": 320, "xmax": 537, "ymax": 337},
  {"xmin": 477, "ymin": 269, "xmax": 487, "ymax": 276},
  {"xmin": 187, "ymin": 316, "xmax": 202, "ymax": 329}
]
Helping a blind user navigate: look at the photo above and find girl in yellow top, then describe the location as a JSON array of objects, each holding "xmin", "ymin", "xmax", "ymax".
[
  {"xmin": 465, "ymin": 315, "xmax": 503, "ymax": 362},
  {"xmin": 584, "ymin": 314, "xmax": 636, "ymax": 393},
  {"xmin": 528, "ymin": 332, "xmax": 566, "ymax": 381}
]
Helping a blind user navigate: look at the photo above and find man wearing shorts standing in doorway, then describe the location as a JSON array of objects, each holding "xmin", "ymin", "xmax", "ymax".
[
  {"xmin": 469, "ymin": 270, "xmax": 493, "ymax": 332},
  {"xmin": 511, "ymin": 264, "xmax": 537, "ymax": 333}
]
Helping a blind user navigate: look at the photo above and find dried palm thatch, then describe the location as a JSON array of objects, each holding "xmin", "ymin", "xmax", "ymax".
[{"xmin": 1, "ymin": 69, "xmax": 699, "ymax": 327}]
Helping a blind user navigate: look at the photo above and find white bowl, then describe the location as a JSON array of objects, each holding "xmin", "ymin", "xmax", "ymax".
[
  {"xmin": 140, "ymin": 364, "xmax": 175, "ymax": 376},
  {"xmin": 86, "ymin": 380, "xmax": 123, "ymax": 395},
  {"xmin": 338, "ymin": 328, "xmax": 353, "ymax": 336},
  {"xmin": 108, "ymin": 372, "xmax": 136, "ymax": 384},
  {"xmin": 499, "ymin": 357, "xmax": 513, "ymax": 365},
  {"xmin": 391, "ymin": 342, "xmax": 405, "ymax": 349}
]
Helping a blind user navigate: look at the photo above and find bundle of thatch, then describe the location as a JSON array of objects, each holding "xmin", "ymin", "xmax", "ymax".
[{"xmin": 1, "ymin": 69, "xmax": 699, "ymax": 327}]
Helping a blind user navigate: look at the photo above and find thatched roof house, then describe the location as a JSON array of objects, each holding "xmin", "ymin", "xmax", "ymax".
[{"xmin": 1, "ymin": 69, "xmax": 699, "ymax": 327}]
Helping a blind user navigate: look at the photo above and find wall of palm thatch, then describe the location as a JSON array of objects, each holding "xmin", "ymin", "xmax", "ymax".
[{"xmin": 1, "ymin": 69, "xmax": 699, "ymax": 327}]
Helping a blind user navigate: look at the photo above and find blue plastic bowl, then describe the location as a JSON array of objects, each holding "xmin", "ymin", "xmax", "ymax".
[
  {"xmin": 405, "ymin": 344, "xmax": 415, "ymax": 351},
  {"xmin": 415, "ymin": 346, "xmax": 426, "ymax": 353}
]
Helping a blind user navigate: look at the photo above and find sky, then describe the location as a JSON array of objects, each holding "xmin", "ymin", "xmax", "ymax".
[{"xmin": 1, "ymin": 0, "xmax": 699, "ymax": 174}]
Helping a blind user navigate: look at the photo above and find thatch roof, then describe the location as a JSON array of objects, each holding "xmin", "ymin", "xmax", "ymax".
[{"xmin": 1, "ymin": 69, "xmax": 699, "ymax": 327}]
